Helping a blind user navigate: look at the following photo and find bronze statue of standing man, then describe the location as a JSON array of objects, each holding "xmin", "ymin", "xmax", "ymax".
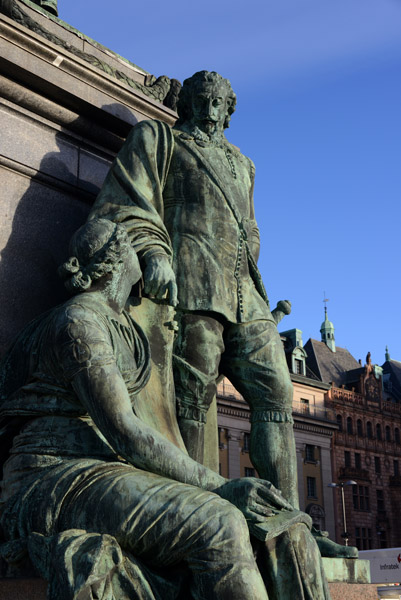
[{"xmin": 90, "ymin": 70, "xmax": 298, "ymax": 507}]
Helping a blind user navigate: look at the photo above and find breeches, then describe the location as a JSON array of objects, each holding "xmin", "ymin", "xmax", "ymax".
[{"xmin": 173, "ymin": 312, "xmax": 293, "ymax": 424}]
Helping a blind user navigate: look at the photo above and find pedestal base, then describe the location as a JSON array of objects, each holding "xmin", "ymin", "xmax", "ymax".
[
  {"xmin": 0, "ymin": 577, "xmax": 380, "ymax": 600},
  {"xmin": 324, "ymin": 557, "xmax": 376, "ymax": 600},
  {"xmin": 328, "ymin": 582, "xmax": 378, "ymax": 600},
  {"xmin": 323, "ymin": 557, "xmax": 371, "ymax": 584}
]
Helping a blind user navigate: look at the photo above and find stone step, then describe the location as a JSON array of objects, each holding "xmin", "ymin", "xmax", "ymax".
[
  {"xmin": 328, "ymin": 582, "xmax": 378, "ymax": 600},
  {"xmin": 0, "ymin": 558, "xmax": 372, "ymax": 599},
  {"xmin": 0, "ymin": 578, "xmax": 380, "ymax": 600}
]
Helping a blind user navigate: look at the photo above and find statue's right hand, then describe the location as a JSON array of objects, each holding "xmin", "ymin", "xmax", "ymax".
[
  {"xmin": 214, "ymin": 478, "xmax": 293, "ymax": 523},
  {"xmin": 143, "ymin": 255, "xmax": 178, "ymax": 307}
]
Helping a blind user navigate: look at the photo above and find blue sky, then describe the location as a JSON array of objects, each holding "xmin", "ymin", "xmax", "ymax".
[{"xmin": 60, "ymin": 0, "xmax": 401, "ymax": 366}]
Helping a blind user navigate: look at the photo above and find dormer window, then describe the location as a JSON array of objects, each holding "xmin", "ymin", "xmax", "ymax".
[
  {"xmin": 292, "ymin": 347, "xmax": 307, "ymax": 376},
  {"xmin": 295, "ymin": 359, "xmax": 304, "ymax": 375}
]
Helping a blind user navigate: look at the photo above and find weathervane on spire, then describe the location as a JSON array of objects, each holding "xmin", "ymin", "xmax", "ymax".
[
  {"xmin": 323, "ymin": 291, "xmax": 330, "ymax": 317},
  {"xmin": 320, "ymin": 292, "xmax": 336, "ymax": 351}
]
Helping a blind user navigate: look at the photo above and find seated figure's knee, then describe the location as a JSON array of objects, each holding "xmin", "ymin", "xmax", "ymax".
[
  {"xmin": 220, "ymin": 504, "xmax": 249, "ymax": 540},
  {"xmin": 197, "ymin": 499, "xmax": 251, "ymax": 554}
]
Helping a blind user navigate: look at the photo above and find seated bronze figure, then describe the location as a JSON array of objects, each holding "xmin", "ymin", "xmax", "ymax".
[{"xmin": 0, "ymin": 218, "xmax": 331, "ymax": 599}]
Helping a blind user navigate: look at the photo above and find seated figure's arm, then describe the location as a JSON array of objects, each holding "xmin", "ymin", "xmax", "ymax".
[
  {"xmin": 71, "ymin": 363, "xmax": 293, "ymax": 521},
  {"xmin": 71, "ymin": 362, "xmax": 222, "ymax": 489},
  {"xmin": 57, "ymin": 307, "xmax": 292, "ymax": 520},
  {"xmin": 57, "ymin": 309, "xmax": 221, "ymax": 489}
]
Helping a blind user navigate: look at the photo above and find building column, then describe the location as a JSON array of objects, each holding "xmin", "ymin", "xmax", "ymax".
[{"xmin": 227, "ymin": 429, "xmax": 242, "ymax": 479}]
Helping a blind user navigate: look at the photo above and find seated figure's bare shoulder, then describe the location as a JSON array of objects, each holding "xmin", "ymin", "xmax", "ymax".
[{"xmin": 53, "ymin": 295, "xmax": 115, "ymax": 378}]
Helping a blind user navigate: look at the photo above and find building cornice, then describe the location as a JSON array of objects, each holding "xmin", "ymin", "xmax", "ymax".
[
  {"xmin": 291, "ymin": 373, "xmax": 331, "ymax": 390},
  {"xmin": 0, "ymin": 11, "xmax": 177, "ymax": 130},
  {"xmin": 217, "ymin": 404, "xmax": 250, "ymax": 420},
  {"xmin": 294, "ymin": 421, "xmax": 334, "ymax": 438}
]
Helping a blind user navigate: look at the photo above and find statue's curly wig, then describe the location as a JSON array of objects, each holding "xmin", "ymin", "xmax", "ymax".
[
  {"xmin": 58, "ymin": 219, "xmax": 131, "ymax": 294},
  {"xmin": 176, "ymin": 71, "xmax": 237, "ymax": 129}
]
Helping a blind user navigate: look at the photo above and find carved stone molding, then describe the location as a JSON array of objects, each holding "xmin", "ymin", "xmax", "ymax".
[
  {"xmin": 0, "ymin": 12, "xmax": 178, "ymax": 126},
  {"xmin": 0, "ymin": 0, "xmax": 181, "ymax": 108}
]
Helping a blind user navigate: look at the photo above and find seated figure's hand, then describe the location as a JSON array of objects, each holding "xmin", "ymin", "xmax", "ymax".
[
  {"xmin": 143, "ymin": 255, "xmax": 178, "ymax": 307},
  {"xmin": 214, "ymin": 478, "xmax": 293, "ymax": 523}
]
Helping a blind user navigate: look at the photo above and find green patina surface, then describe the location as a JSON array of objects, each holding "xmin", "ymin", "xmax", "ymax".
[
  {"xmin": 322, "ymin": 558, "xmax": 371, "ymax": 584},
  {"xmin": 0, "ymin": 218, "xmax": 331, "ymax": 598},
  {"xmin": 0, "ymin": 47, "xmax": 351, "ymax": 593},
  {"xmin": 89, "ymin": 72, "xmax": 301, "ymax": 510}
]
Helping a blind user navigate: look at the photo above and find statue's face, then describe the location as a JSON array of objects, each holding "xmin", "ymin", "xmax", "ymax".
[{"xmin": 190, "ymin": 82, "xmax": 228, "ymax": 134}]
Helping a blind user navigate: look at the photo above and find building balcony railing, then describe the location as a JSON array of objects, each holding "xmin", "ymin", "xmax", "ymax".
[
  {"xmin": 331, "ymin": 388, "xmax": 364, "ymax": 405},
  {"xmin": 334, "ymin": 432, "xmax": 401, "ymax": 454},
  {"xmin": 292, "ymin": 401, "xmax": 336, "ymax": 422},
  {"xmin": 382, "ymin": 401, "xmax": 401, "ymax": 414},
  {"xmin": 339, "ymin": 466, "xmax": 370, "ymax": 481},
  {"xmin": 330, "ymin": 393, "xmax": 401, "ymax": 414}
]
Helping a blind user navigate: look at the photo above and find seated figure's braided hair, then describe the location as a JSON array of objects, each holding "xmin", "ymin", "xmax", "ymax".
[{"xmin": 58, "ymin": 219, "xmax": 131, "ymax": 293}]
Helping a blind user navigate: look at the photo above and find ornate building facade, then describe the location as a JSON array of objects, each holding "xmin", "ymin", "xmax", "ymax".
[
  {"xmin": 217, "ymin": 309, "xmax": 401, "ymax": 550},
  {"xmin": 305, "ymin": 314, "xmax": 401, "ymax": 550}
]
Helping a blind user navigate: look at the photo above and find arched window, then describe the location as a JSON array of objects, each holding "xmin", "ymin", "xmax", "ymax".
[
  {"xmin": 357, "ymin": 419, "xmax": 363, "ymax": 437},
  {"xmin": 395, "ymin": 428, "xmax": 401, "ymax": 445},
  {"xmin": 337, "ymin": 415, "xmax": 343, "ymax": 431},
  {"xmin": 347, "ymin": 417, "xmax": 353, "ymax": 435},
  {"xmin": 367, "ymin": 421, "xmax": 373, "ymax": 439},
  {"xmin": 376, "ymin": 424, "xmax": 382, "ymax": 441},
  {"xmin": 386, "ymin": 425, "xmax": 391, "ymax": 442}
]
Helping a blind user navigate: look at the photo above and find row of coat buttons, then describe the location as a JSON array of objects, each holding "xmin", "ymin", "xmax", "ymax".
[{"xmin": 235, "ymin": 237, "xmax": 244, "ymax": 317}]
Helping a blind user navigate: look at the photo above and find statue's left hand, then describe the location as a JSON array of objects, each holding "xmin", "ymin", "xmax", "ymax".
[
  {"xmin": 214, "ymin": 478, "xmax": 293, "ymax": 523},
  {"xmin": 143, "ymin": 255, "xmax": 178, "ymax": 306}
]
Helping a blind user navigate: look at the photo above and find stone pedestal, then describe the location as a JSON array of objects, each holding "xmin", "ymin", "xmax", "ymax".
[
  {"xmin": 323, "ymin": 557, "xmax": 370, "ymax": 584},
  {"xmin": 323, "ymin": 557, "xmax": 377, "ymax": 600},
  {"xmin": 0, "ymin": 559, "xmax": 376, "ymax": 599},
  {"xmin": 0, "ymin": 0, "xmax": 177, "ymax": 357},
  {"xmin": 328, "ymin": 582, "xmax": 378, "ymax": 600}
]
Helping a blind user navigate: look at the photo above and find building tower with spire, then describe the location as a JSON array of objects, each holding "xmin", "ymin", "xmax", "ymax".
[{"xmin": 320, "ymin": 306, "xmax": 336, "ymax": 352}]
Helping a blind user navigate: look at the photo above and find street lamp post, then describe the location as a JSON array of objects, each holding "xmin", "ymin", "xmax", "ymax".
[{"xmin": 328, "ymin": 480, "xmax": 357, "ymax": 546}]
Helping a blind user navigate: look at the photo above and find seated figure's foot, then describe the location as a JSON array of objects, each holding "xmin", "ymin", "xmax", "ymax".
[{"xmin": 312, "ymin": 527, "xmax": 359, "ymax": 558}]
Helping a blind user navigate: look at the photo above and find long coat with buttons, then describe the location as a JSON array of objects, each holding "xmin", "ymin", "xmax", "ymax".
[{"xmin": 90, "ymin": 119, "xmax": 269, "ymax": 324}]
